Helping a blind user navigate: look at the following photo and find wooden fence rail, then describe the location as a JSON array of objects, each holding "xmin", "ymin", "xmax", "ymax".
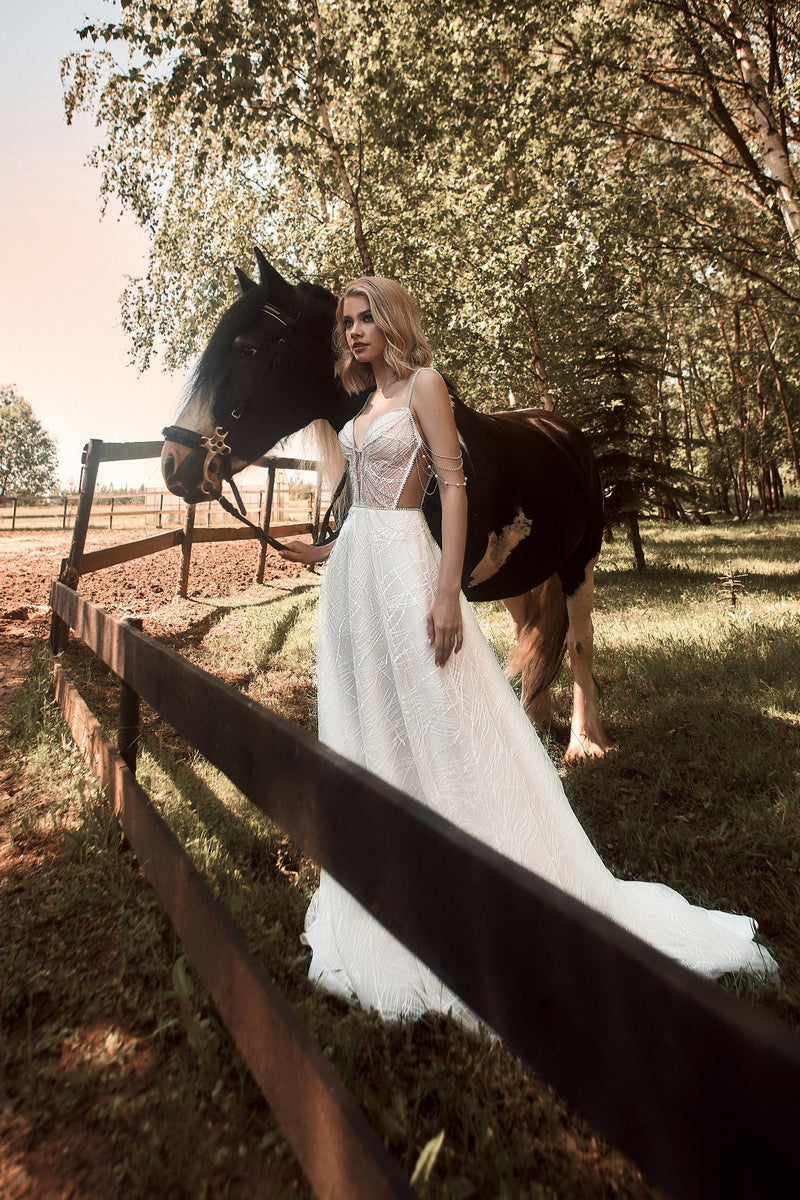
[
  {"xmin": 48, "ymin": 580, "xmax": 800, "ymax": 1200},
  {"xmin": 48, "ymin": 439, "xmax": 323, "ymax": 649}
]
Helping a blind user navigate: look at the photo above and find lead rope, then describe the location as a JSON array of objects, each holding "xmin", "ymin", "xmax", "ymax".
[{"xmin": 213, "ymin": 462, "xmax": 347, "ymax": 553}]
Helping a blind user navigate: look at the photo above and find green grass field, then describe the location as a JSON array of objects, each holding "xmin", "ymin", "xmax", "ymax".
[{"xmin": 2, "ymin": 512, "xmax": 798, "ymax": 1197}]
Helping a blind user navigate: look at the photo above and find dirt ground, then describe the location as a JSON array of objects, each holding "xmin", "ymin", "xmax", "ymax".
[{"xmin": 0, "ymin": 528, "xmax": 311, "ymax": 723}]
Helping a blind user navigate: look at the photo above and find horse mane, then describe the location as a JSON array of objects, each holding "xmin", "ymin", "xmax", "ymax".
[
  {"xmin": 286, "ymin": 418, "xmax": 346, "ymax": 493},
  {"xmin": 187, "ymin": 287, "xmax": 272, "ymax": 402}
]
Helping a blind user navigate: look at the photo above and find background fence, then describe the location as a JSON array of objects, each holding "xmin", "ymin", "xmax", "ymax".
[{"xmin": 1, "ymin": 481, "xmax": 318, "ymax": 532}]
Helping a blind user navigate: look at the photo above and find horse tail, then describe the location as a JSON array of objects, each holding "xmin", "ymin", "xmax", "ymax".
[{"xmin": 504, "ymin": 576, "xmax": 569, "ymax": 720}]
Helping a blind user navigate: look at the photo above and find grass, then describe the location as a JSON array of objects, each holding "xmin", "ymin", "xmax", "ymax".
[
  {"xmin": 0, "ymin": 648, "xmax": 307, "ymax": 1198},
  {"xmin": 2, "ymin": 511, "xmax": 799, "ymax": 1196}
]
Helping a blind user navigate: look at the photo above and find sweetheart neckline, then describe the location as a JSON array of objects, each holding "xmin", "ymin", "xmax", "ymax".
[{"xmin": 349, "ymin": 405, "xmax": 416, "ymax": 452}]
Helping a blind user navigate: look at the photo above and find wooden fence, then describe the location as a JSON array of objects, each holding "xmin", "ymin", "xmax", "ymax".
[
  {"xmin": 0, "ymin": 483, "xmax": 316, "ymax": 532},
  {"xmin": 51, "ymin": 438, "xmax": 324, "ymax": 614},
  {"xmin": 48, "ymin": 579, "xmax": 800, "ymax": 1200}
]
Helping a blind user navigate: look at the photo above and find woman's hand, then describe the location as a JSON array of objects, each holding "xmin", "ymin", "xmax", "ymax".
[
  {"xmin": 426, "ymin": 586, "xmax": 463, "ymax": 668},
  {"xmin": 277, "ymin": 539, "xmax": 331, "ymax": 566}
]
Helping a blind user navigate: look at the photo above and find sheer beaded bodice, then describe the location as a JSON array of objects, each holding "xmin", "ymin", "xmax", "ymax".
[{"xmin": 340, "ymin": 407, "xmax": 427, "ymax": 511}]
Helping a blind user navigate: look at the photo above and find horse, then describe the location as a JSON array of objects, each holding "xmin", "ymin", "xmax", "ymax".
[{"xmin": 162, "ymin": 250, "xmax": 612, "ymax": 761}]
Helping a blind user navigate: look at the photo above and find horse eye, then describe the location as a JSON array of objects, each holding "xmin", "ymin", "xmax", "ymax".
[{"xmin": 239, "ymin": 344, "xmax": 258, "ymax": 359}]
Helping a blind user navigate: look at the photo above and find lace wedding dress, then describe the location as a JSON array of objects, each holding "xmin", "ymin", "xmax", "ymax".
[{"xmin": 302, "ymin": 370, "xmax": 778, "ymax": 1024}]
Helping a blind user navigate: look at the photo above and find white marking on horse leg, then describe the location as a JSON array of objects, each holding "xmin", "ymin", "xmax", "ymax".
[
  {"xmin": 564, "ymin": 556, "xmax": 614, "ymax": 762},
  {"xmin": 469, "ymin": 508, "xmax": 532, "ymax": 588}
]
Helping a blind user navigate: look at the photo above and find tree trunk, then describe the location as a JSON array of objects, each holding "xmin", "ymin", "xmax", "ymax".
[
  {"xmin": 676, "ymin": 360, "xmax": 703, "ymax": 520},
  {"xmin": 747, "ymin": 294, "xmax": 800, "ymax": 483},
  {"xmin": 309, "ymin": 0, "xmax": 374, "ymax": 274},
  {"xmin": 520, "ymin": 296, "xmax": 553, "ymax": 410},
  {"xmin": 622, "ymin": 511, "xmax": 647, "ymax": 571},
  {"xmin": 722, "ymin": 1, "xmax": 800, "ymax": 265},
  {"xmin": 770, "ymin": 462, "xmax": 783, "ymax": 509}
]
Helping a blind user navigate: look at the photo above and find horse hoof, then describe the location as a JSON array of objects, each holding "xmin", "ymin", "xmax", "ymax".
[{"xmin": 564, "ymin": 736, "xmax": 616, "ymax": 764}]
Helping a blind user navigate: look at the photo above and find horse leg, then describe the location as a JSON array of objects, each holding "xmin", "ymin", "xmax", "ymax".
[
  {"xmin": 563, "ymin": 555, "xmax": 614, "ymax": 762},
  {"xmin": 503, "ymin": 575, "xmax": 568, "ymax": 731}
]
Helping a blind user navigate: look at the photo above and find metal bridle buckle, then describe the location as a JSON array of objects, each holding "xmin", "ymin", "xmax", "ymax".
[{"xmin": 200, "ymin": 426, "xmax": 232, "ymax": 495}]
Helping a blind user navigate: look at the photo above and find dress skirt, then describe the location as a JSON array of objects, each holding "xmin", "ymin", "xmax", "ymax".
[{"xmin": 302, "ymin": 506, "xmax": 777, "ymax": 1023}]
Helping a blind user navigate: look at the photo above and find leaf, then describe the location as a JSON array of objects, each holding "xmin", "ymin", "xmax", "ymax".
[
  {"xmin": 171, "ymin": 954, "xmax": 195, "ymax": 1004},
  {"xmin": 410, "ymin": 1129, "xmax": 445, "ymax": 1188}
]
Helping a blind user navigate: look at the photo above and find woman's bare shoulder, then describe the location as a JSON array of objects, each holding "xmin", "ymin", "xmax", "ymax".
[{"xmin": 412, "ymin": 367, "xmax": 449, "ymax": 403}]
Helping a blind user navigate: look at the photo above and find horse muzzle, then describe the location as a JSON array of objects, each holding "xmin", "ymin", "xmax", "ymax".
[{"xmin": 162, "ymin": 423, "xmax": 237, "ymax": 502}]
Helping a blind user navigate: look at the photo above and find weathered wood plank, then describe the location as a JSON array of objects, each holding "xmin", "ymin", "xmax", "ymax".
[
  {"xmin": 252, "ymin": 456, "xmax": 319, "ymax": 472},
  {"xmin": 93, "ymin": 440, "xmax": 164, "ymax": 462},
  {"xmin": 51, "ymin": 655, "xmax": 413, "ymax": 1200},
  {"xmin": 75, "ymin": 524, "xmax": 315, "ymax": 575},
  {"xmin": 189, "ymin": 523, "xmax": 313, "ymax": 544},
  {"xmin": 79, "ymin": 530, "xmax": 186, "ymax": 573},
  {"xmin": 49, "ymin": 581, "xmax": 800, "ymax": 1200}
]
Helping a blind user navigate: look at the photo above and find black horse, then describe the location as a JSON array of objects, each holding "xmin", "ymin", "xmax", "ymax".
[{"xmin": 162, "ymin": 251, "xmax": 611, "ymax": 760}]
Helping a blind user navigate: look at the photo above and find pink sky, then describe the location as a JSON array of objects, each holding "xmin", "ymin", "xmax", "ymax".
[{"xmin": 0, "ymin": 1, "xmax": 181, "ymax": 489}]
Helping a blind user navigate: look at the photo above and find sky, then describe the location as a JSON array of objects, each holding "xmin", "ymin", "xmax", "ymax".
[{"xmin": 0, "ymin": 0, "xmax": 182, "ymax": 489}]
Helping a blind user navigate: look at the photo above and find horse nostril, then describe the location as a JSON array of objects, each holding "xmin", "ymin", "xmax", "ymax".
[{"xmin": 163, "ymin": 454, "xmax": 175, "ymax": 482}]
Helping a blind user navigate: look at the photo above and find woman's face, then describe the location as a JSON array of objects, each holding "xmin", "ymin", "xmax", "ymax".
[{"xmin": 342, "ymin": 295, "xmax": 387, "ymax": 367}]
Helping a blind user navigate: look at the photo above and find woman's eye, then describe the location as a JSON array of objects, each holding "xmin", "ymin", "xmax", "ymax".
[
  {"xmin": 343, "ymin": 319, "xmax": 352, "ymax": 328},
  {"xmin": 363, "ymin": 313, "xmax": 373, "ymax": 323}
]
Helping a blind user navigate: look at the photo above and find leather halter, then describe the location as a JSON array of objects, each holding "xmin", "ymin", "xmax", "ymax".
[
  {"xmin": 162, "ymin": 301, "xmax": 340, "ymax": 551},
  {"xmin": 163, "ymin": 302, "xmax": 293, "ymax": 483}
]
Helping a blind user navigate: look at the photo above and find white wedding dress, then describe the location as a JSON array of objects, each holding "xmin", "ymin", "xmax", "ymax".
[{"xmin": 302, "ymin": 370, "xmax": 778, "ymax": 1024}]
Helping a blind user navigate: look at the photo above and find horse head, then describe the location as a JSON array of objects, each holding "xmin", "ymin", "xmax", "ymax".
[{"xmin": 162, "ymin": 251, "xmax": 343, "ymax": 503}]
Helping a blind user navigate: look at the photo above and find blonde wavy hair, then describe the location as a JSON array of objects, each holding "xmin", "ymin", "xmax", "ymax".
[{"xmin": 334, "ymin": 277, "xmax": 432, "ymax": 394}]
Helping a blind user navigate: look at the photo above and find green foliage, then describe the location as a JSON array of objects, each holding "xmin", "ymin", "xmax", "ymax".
[
  {"xmin": 0, "ymin": 384, "xmax": 59, "ymax": 496},
  {"xmin": 61, "ymin": 2, "xmax": 800, "ymax": 519}
]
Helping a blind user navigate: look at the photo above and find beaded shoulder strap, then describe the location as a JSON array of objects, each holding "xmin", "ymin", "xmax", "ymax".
[
  {"xmin": 408, "ymin": 369, "xmax": 468, "ymax": 494},
  {"xmin": 405, "ymin": 368, "xmax": 424, "ymax": 407}
]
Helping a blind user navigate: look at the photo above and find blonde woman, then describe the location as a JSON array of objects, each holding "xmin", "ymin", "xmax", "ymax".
[{"xmin": 279, "ymin": 277, "xmax": 776, "ymax": 1025}]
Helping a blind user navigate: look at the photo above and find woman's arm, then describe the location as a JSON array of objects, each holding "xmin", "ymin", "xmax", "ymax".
[
  {"xmin": 412, "ymin": 370, "xmax": 468, "ymax": 668},
  {"xmin": 277, "ymin": 539, "xmax": 333, "ymax": 566}
]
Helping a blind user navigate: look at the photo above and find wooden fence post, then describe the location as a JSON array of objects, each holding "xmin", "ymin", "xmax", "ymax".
[
  {"xmin": 177, "ymin": 504, "xmax": 196, "ymax": 598},
  {"xmin": 256, "ymin": 464, "xmax": 277, "ymax": 584},
  {"xmin": 50, "ymin": 439, "xmax": 102, "ymax": 653},
  {"xmin": 117, "ymin": 617, "xmax": 143, "ymax": 774},
  {"xmin": 312, "ymin": 469, "xmax": 322, "ymax": 539}
]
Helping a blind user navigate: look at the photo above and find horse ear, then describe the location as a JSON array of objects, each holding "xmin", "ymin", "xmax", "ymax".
[
  {"xmin": 235, "ymin": 266, "xmax": 256, "ymax": 293},
  {"xmin": 254, "ymin": 247, "xmax": 298, "ymax": 312}
]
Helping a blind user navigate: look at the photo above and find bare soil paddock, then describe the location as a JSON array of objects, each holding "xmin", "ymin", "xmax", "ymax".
[{"xmin": 0, "ymin": 529, "xmax": 311, "ymax": 721}]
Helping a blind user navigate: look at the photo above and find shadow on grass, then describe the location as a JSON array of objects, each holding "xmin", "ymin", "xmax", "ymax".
[
  {"xmin": 140, "ymin": 737, "xmax": 314, "ymax": 947},
  {"xmin": 159, "ymin": 585, "xmax": 318, "ymax": 656},
  {"xmin": 561, "ymin": 618, "xmax": 800, "ymax": 1030},
  {"xmin": 0, "ymin": 789, "xmax": 303, "ymax": 1199}
]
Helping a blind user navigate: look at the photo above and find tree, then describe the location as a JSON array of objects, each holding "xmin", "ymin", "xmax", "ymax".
[
  {"xmin": 62, "ymin": 0, "xmax": 800, "ymax": 534},
  {"xmin": 0, "ymin": 386, "xmax": 60, "ymax": 496}
]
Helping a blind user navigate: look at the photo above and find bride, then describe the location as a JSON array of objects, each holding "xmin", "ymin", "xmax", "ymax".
[{"xmin": 278, "ymin": 276, "xmax": 777, "ymax": 1025}]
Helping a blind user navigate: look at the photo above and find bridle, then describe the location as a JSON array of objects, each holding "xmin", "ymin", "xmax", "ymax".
[
  {"xmin": 162, "ymin": 305, "xmax": 294, "ymax": 551},
  {"xmin": 162, "ymin": 301, "xmax": 341, "ymax": 552}
]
